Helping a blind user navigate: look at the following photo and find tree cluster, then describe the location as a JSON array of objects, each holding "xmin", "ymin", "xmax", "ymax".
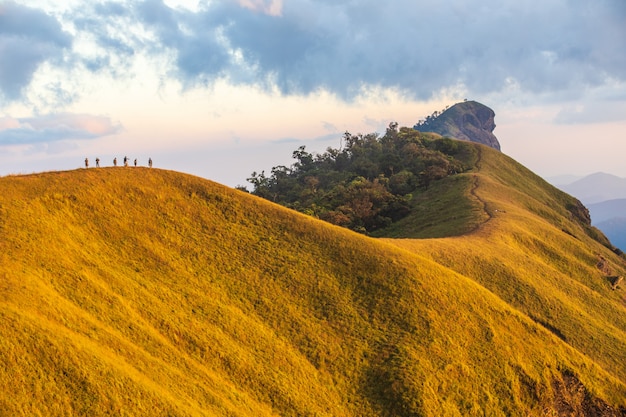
[
  {"xmin": 413, "ymin": 103, "xmax": 456, "ymax": 129},
  {"xmin": 246, "ymin": 124, "xmax": 473, "ymax": 234}
]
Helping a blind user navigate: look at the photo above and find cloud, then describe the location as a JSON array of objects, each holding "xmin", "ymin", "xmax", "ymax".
[
  {"xmin": 271, "ymin": 132, "xmax": 339, "ymax": 145},
  {"xmin": 237, "ymin": 0, "xmax": 283, "ymax": 16},
  {"xmin": 128, "ymin": 0, "xmax": 625, "ymax": 99},
  {"xmin": 322, "ymin": 121, "xmax": 338, "ymax": 133},
  {"xmin": 0, "ymin": 113, "xmax": 122, "ymax": 145},
  {"xmin": 0, "ymin": 1, "xmax": 71, "ymax": 100},
  {"xmin": 554, "ymin": 101, "xmax": 626, "ymax": 125},
  {"xmin": 4, "ymin": 0, "xmax": 626, "ymax": 104}
]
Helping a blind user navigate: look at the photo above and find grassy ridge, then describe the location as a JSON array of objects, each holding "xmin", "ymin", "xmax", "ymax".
[
  {"xmin": 383, "ymin": 145, "xmax": 626, "ymax": 402},
  {"xmin": 0, "ymin": 165, "xmax": 625, "ymax": 415}
]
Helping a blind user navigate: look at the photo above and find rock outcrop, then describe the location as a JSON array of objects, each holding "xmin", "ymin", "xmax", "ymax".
[{"xmin": 414, "ymin": 100, "xmax": 501, "ymax": 151}]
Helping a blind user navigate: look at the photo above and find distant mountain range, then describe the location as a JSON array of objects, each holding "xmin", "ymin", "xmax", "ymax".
[
  {"xmin": 587, "ymin": 198, "xmax": 626, "ymax": 223},
  {"xmin": 553, "ymin": 172, "xmax": 626, "ymax": 205},
  {"xmin": 595, "ymin": 217, "xmax": 626, "ymax": 253},
  {"xmin": 549, "ymin": 172, "xmax": 626, "ymax": 251}
]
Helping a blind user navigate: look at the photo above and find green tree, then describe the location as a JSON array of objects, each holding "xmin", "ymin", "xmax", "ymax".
[{"xmin": 247, "ymin": 124, "xmax": 474, "ymax": 234}]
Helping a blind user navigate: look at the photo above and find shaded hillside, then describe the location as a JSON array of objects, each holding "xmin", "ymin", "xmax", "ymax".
[
  {"xmin": 1, "ymin": 165, "xmax": 626, "ymax": 416},
  {"xmin": 414, "ymin": 100, "xmax": 501, "ymax": 150},
  {"xmin": 246, "ymin": 126, "xmax": 477, "ymax": 234},
  {"xmin": 375, "ymin": 144, "xmax": 600, "ymax": 241}
]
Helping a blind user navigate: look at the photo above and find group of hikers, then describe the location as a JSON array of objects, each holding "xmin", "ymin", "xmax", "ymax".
[{"xmin": 84, "ymin": 156, "xmax": 152, "ymax": 168}]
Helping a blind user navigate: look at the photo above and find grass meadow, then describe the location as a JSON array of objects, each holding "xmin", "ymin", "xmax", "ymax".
[{"xmin": 0, "ymin": 148, "xmax": 625, "ymax": 416}]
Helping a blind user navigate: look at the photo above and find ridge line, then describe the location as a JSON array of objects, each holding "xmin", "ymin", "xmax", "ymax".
[{"xmin": 468, "ymin": 146, "xmax": 493, "ymax": 234}]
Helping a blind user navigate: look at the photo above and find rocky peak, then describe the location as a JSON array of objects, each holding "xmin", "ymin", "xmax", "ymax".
[{"xmin": 414, "ymin": 100, "xmax": 501, "ymax": 151}]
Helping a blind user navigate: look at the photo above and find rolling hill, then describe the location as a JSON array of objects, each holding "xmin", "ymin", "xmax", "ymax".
[{"xmin": 1, "ymin": 146, "xmax": 625, "ymax": 416}]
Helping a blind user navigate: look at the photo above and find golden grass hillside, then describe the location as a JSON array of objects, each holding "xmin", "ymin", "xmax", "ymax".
[{"xmin": 0, "ymin": 163, "xmax": 625, "ymax": 416}]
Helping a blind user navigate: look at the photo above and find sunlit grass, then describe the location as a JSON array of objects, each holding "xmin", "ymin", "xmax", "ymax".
[
  {"xmin": 383, "ymin": 146, "xmax": 626, "ymax": 406},
  {"xmin": 0, "ymin": 161, "xmax": 625, "ymax": 415}
]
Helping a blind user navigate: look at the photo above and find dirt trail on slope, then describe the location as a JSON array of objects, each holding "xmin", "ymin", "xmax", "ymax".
[{"xmin": 468, "ymin": 146, "xmax": 494, "ymax": 234}]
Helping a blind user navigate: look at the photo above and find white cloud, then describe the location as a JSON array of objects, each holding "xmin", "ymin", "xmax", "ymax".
[
  {"xmin": 554, "ymin": 101, "xmax": 626, "ymax": 125},
  {"xmin": 236, "ymin": 0, "xmax": 283, "ymax": 16},
  {"xmin": 0, "ymin": 113, "xmax": 122, "ymax": 145}
]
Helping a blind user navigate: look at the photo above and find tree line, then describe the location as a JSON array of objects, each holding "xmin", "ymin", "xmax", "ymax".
[{"xmin": 245, "ymin": 123, "xmax": 475, "ymax": 234}]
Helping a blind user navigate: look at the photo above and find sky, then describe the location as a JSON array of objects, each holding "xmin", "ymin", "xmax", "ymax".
[{"xmin": 1, "ymin": 0, "xmax": 625, "ymax": 187}]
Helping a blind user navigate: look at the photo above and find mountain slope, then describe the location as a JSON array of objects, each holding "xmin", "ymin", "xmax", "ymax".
[
  {"xmin": 382, "ymin": 145, "xmax": 626, "ymax": 403},
  {"xmin": 1, "ymin": 165, "xmax": 625, "ymax": 416}
]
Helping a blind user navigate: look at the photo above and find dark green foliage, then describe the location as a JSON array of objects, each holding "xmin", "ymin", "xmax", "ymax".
[{"xmin": 248, "ymin": 124, "xmax": 476, "ymax": 234}]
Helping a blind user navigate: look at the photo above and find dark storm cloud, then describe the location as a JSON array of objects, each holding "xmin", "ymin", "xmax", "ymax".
[
  {"xmin": 2, "ymin": 0, "xmax": 626, "ymax": 101},
  {"xmin": 0, "ymin": 1, "xmax": 71, "ymax": 100},
  {"xmin": 124, "ymin": 0, "xmax": 626, "ymax": 99}
]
